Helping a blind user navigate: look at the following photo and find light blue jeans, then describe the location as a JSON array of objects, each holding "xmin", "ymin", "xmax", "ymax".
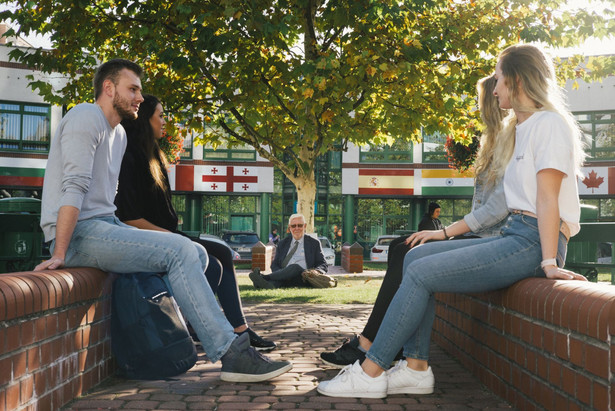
[
  {"xmin": 53, "ymin": 216, "xmax": 236, "ymax": 362},
  {"xmin": 365, "ymin": 214, "xmax": 568, "ymax": 369}
]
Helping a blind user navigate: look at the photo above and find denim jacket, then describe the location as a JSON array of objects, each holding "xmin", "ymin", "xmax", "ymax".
[{"xmin": 464, "ymin": 173, "xmax": 509, "ymax": 238}]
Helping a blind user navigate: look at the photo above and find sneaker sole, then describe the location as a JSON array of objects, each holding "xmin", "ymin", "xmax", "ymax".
[
  {"xmin": 320, "ymin": 357, "xmax": 350, "ymax": 369},
  {"xmin": 220, "ymin": 362, "xmax": 292, "ymax": 382},
  {"xmin": 387, "ymin": 386, "xmax": 434, "ymax": 395},
  {"xmin": 317, "ymin": 385, "xmax": 386, "ymax": 398},
  {"xmin": 253, "ymin": 345, "xmax": 276, "ymax": 352}
]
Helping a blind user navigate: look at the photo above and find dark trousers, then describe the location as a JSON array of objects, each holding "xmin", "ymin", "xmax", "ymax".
[
  {"xmin": 192, "ymin": 237, "xmax": 246, "ymax": 328},
  {"xmin": 263, "ymin": 264, "xmax": 307, "ymax": 288},
  {"xmin": 361, "ymin": 234, "xmax": 478, "ymax": 342}
]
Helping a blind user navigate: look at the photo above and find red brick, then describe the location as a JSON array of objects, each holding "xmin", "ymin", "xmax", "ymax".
[
  {"xmin": 548, "ymin": 358, "xmax": 562, "ymax": 387},
  {"xmin": 585, "ymin": 343, "xmax": 608, "ymax": 380},
  {"xmin": 21, "ymin": 319, "xmax": 35, "ymax": 346},
  {"xmin": 569, "ymin": 336, "xmax": 584, "ymax": 367},
  {"xmin": 20, "ymin": 375, "xmax": 34, "ymax": 405},
  {"xmin": 13, "ymin": 351, "xmax": 27, "ymax": 379},
  {"xmin": 554, "ymin": 332, "xmax": 568, "ymax": 361},
  {"xmin": 562, "ymin": 366, "xmax": 576, "ymax": 396},
  {"xmin": 6, "ymin": 324, "xmax": 20, "ymax": 352},
  {"xmin": 0, "ymin": 357, "xmax": 11, "ymax": 386},
  {"xmin": 576, "ymin": 373, "xmax": 591, "ymax": 406},
  {"xmin": 35, "ymin": 317, "xmax": 46, "ymax": 341},
  {"xmin": 593, "ymin": 380, "xmax": 608, "ymax": 411},
  {"xmin": 5, "ymin": 383, "xmax": 20, "ymax": 411}
]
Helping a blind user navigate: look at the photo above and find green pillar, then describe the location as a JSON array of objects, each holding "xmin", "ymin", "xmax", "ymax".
[
  {"xmin": 185, "ymin": 194, "xmax": 203, "ymax": 233},
  {"xmin": 411, "ymin": 200, "xmax": 426, "ymax": 231},
  {"xmin": 343, "ymin": 195, "xmax": 354, "ymax": 244},
  {"xmin": 260, "ymin": 193, "xmax": 271, "ymax": 242}
]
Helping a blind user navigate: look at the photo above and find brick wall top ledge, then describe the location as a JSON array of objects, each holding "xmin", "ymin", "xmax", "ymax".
[
  {"xmin": 0, "ymin": 267, "xmax": 109, "ymax": 322},
  {"xmin": 468, "ymin": 278, "xmax": 615, "ymax": 341}
]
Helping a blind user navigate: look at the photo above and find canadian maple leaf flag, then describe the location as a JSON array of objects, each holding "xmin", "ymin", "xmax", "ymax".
[{"xmin": 578, "ymin": 168, "xmax": 611, "ymax": 195}]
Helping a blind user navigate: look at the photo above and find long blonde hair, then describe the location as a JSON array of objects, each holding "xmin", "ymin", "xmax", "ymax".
[
  {"xmin": 474, "ymin": 75, "xmax": 510, "ymax": 187},
  {"xmin": 496, "ymin": 44, "xmax": 586, "ymax": 176}
]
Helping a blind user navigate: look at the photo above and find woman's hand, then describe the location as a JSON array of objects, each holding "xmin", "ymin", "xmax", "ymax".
[
  {"xmin": 543, "ymin": 266, "xmax": 588, "ymax": 281},
  {"xmin": 34, "ymin": 256, "xmax": 65, "ymax": 271},
  {"xmin": 405, "ymin": 230, "xmax": 446, "ymax": 247}
]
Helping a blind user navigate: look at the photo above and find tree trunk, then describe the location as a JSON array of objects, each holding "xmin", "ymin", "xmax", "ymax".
[{"xmin": 293, "ymin": 175, "xmax": 317, "ymax": 233}]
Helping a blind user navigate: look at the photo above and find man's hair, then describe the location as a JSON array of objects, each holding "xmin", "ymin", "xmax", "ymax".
[
  {"xmin": 93, "ymin": 59, "xmax": 143, "ymax": 99},
  {"xmin": 288, "ymin": 213, "xmax": 306, "ymax": 225}
]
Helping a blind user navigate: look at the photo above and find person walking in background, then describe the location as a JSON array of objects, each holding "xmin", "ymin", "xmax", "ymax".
[
  {"xmin": 317, "ymin": 43, "xmax": 587, "ymax": 398},
  {"xmin": 115, "ymin": 94, "xmax": 276, "ymax": 351},
  {"xmin": 249, "ymin": 214, "xmax": 329, "ymax": 289},
  {"xmin": 320, "ymin": 74, "xmax": 509, "ymax": 368},
  {"xmin": 269, "ymin": 228, "xmax": 280, "ymax": 245},
  {"xmin": 418, "ymin": 202, "xmax": 443, "ymax": 231},
  {"xmin": 35, "ymin": 59, "xmax": 291, "ymax": 382}
]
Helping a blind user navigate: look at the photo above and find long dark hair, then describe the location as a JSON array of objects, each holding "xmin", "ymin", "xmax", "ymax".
[{"xmin": 121, "ymin": 94, "xmax": 169, "ymax": 191}]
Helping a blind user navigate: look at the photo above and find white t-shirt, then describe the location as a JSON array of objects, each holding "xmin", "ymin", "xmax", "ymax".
[{"xmin": 503, "ymin": 110, "xmax": 580, "ymax": 236}]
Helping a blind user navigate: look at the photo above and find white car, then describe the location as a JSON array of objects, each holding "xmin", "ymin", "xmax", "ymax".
[
  {"xmin": 370, "ymin": 235, "xmax": 400, "ymax": 262},
  {"xmin": 318, "ymin": 236, "xmax": 336, "ymax": 266},
  {"xmin": 199, "ymin": 234, "xmax": 242, "ymax": 260}
]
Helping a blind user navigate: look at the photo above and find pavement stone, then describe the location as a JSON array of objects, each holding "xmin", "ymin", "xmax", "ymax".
[{"xmin": 62, "ymin": 302, "xmax": 514, "ymax": 410}]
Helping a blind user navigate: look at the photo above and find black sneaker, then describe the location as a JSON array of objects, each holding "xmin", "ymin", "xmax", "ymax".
[
  {"xmin": 320, "ymin": 335, "xmax": 365, "ymax": 369},
  {"xmin": 220, "ymin": 332, "xmax": 292, "ymax": 382},
  {"xmin": 243, "ymin": 328, "xmax": 277, "ymax": 351},
  {"xmin": 249, "ymin": 268, "xmax": 275, "ymax": 289}
]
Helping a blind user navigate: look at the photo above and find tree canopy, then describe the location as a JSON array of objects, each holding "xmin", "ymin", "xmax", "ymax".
[{"xmin": 2, "ymin": 0, "xmax": 614, "ymax": 229}]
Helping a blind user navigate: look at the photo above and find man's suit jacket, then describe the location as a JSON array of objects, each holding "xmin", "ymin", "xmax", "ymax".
[{"xmin": 271, "ymin": 234, "xmax": 328, "ymax": 273}]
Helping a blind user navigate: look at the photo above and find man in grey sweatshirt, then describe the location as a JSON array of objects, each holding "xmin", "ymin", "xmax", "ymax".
[{"xmin": 35, "ymin": 59, "xmax": 291, "ymax": 382}]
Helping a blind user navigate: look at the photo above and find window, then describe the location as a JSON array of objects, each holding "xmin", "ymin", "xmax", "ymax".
[
  {"xmin": 575, "ymin": 110, "xmax": 615, "ymax": 160},
  {"xmin": 422, "ymin": 130, "xmax": 447, "ymax": 163},
  {"xmin": 202, "ymin": 143, "xmax": 256, "ymax": 161},
  {"xmin": 0, "ymin": 102, "xmax": 51, "ymax": 152},
  {"xmin": 360, "ymin": 140, "xmax": 413, "ymax": 163}
]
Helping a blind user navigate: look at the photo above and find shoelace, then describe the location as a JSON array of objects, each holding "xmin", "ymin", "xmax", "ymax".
[
  {"xmin": 333, "ymin": 363, "xmax": 354, "ymax": 383},
  {"xmin": 246, "ymin": 346, "xmax": 272, "ymax": 364}
]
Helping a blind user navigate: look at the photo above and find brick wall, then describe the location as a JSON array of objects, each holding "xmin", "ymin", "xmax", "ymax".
[
  {"xmin": 341, "ymin": 242, "xmax": 363, "ymax": 273},
  {"xmin": 251, "ymin": 242, "xmax": 275, "ymax": 273},
  {"xmin": 0, "ymin": 268, "xmax": 114, "ymax": 411},
  {"xmin": 433, "ymin": 278, "xmax": 615, "ymax": 411}
]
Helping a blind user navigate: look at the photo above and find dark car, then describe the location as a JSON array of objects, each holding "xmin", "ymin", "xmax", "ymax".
[{"xmin": 221, "ymin": 231, "xmax": 260, "ymax": 260}]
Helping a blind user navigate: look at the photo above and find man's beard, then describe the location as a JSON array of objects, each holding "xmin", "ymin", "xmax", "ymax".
[{"xmin": 113, "ymin": 93, "xmax": 137, "ymax": 120}]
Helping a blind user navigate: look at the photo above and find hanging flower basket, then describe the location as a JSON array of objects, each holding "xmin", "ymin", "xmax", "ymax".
[
  {"xmin": 158, "ymin": 130, "xmax": 185, "ymax": 164},
  {"xmin": 445, "ymin": 134, "xmax": 480, "ymax": 172}
]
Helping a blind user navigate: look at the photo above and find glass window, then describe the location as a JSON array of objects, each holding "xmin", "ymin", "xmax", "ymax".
[
  {"xmin": 422, "ymin": 130, "xmax": 447, "ymax": 163},
  {"xmin": 0, "ymin": 101, "xmax": 51, "ymax": 152},
  {"xmin": 575, "ymin": 110, "xmax": 615, "ymax": 160},
  {"xmin": 202, "ymin": 143, "xmax": 256, "ymax": 161},
  {"xmin": 360, "ymin": 140, "xmax": 413, "ymax": 163}
]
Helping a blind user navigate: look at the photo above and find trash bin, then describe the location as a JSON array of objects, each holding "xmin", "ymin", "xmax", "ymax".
[{"xmin": 0, "ymin": 197, "xmax": 48, "ymax": 273}]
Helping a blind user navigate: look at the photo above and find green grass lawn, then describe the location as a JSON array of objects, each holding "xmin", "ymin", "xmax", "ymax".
[{"xmin": 238, "ymin": 275, "xmax": 383, "ymax": 304}]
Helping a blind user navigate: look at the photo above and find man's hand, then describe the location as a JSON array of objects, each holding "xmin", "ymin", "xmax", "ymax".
[
  {"xmin": 543, "ymin": 266, "xmax": 588, "ymax": 281},
  {"xmin": 34, "ymin": 256, "xmax": 65, "ymax": 271}
]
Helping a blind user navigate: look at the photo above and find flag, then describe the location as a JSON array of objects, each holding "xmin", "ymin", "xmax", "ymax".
[{"xmin": 358, "ymin": 169, "xmax": 414, "ymax": 195}]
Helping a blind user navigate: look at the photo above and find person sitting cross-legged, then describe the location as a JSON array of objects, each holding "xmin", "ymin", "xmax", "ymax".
[{"xmin": 249, "ymin": 214, "xmax": 329, "ymax": 289}]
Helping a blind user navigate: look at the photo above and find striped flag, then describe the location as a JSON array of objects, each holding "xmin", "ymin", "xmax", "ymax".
[
  {"xmin": 421, "ymin": 169, "xmax": 474, "ymax": 195},
  {"xmin": 358, "ymin": 169, "xmax": 414, "ymax": 195}
]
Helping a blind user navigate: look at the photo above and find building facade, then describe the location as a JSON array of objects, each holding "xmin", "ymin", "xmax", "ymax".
[{"xmin": 1, "ymin": 39, "xmax": 614, "ymax": 254}]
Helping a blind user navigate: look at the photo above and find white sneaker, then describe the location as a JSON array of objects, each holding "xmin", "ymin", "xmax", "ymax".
[
  {"xmin": 317, "ymin": 360, "xmax": 387, "ymax": 398},
  {"xmin": 386, "ymin": 360, "xmax": 434, "ymax": 395}
]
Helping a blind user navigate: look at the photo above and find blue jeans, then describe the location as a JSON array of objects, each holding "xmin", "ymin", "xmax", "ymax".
[
  {"xmin": 54, "ymin": 216, "xmax": 236, "ymax": 362},
  {"xmin": 365, "ymin": 214, "xmax": 568, "ymax": 369}
]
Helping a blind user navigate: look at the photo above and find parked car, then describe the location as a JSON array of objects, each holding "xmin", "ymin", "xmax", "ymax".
[
  {"xmin": 318, "ymin": 236, "xmax": 336, "ymax": 266},
  {"xmin": 370, "ymin": 234, "xmax": 400, "ymax": 262},
  {"xmin": 220, "ymin": 231, "xmax": 260, "ymax": 260},
  {"xmin": 198, "ymin": 233, "xmax": 241, "ymax": 260}
]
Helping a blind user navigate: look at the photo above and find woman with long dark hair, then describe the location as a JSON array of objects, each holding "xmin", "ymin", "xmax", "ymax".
[{"xmin": 116, "ymin": 94, "xmax": 275, "ymax": 351}]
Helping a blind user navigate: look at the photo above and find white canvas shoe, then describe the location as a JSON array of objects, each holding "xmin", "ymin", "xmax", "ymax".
[
  {"xmin": 386, "ymin": 360, "xmax": 435, "ymax": 395},
  {"xmin": 317, "ymin": 360, "xmax": 387, "ymax": 398}
]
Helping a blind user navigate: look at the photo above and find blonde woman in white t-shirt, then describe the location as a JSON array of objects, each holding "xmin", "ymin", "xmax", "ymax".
[{"xmin": 317, "ymin": 43, "xmax": 587, "ymax": 399}]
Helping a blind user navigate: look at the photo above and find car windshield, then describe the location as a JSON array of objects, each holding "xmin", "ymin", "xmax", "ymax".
[
  {"xmin": 320, "ymin": 238, "xmax": 332, "ymax": 249},
  {"xmin": 223, "ymin": 234, "xmax": 259, "ymax": 244},
  {"xmin": 377, "ymin": 237, "xmax": 395, "ymax": 246}
]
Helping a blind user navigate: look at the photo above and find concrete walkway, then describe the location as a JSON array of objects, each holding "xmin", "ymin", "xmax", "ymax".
[{"xmin": 62, "ymin": 301, "xmax": 514, "ymax": 410}]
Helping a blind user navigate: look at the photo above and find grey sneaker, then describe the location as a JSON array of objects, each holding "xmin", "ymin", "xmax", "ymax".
[
  {"xmin": 249, "ymin": 268, "xmax": 275, "ymax": 289},
  {"xmin": 220, "ymin": 332, "xmax": 292, "ymax": 382}
]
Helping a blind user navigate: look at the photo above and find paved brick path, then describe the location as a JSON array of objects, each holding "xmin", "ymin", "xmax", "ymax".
[{"xmin": 62, "ymin": 304, "xmax": 513, "ymax": 410}]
